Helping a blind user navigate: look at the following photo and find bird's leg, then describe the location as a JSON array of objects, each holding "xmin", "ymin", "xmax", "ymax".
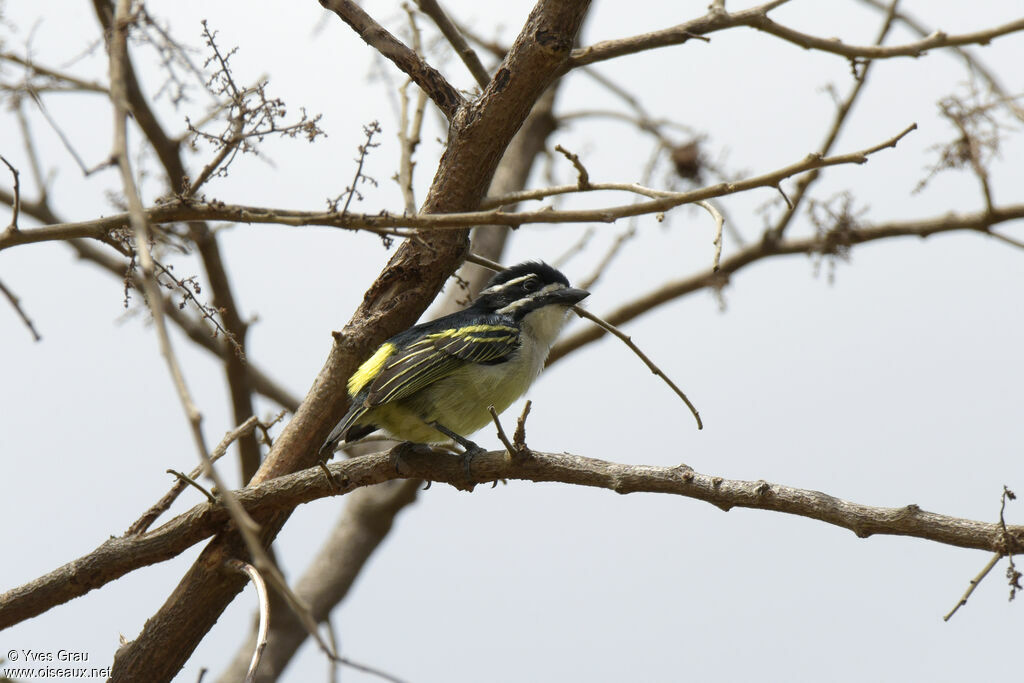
[{"xmin": 430, "ymin": 421, "xmax": 485, "ymax": 482}]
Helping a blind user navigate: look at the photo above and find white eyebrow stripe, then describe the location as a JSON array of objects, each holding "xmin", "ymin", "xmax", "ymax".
[
  {"xmin": 479, "ymin": 274, "xmax": 534, "ymax": 295},
  {"xmin": 495, "ymin": 282, "xmax": 566, "ymax": 314}
]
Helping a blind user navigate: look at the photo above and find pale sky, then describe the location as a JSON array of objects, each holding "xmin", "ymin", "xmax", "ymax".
[{"xmin": 2, "ymin": 1, "xmax": 1023, "ymax": 681}]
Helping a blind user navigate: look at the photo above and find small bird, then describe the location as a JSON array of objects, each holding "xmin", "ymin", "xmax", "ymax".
[{"xmin": 320, "ymin": 261, "xmax": 590, "ymax": 457}]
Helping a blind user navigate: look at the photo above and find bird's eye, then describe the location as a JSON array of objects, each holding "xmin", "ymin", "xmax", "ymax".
[{"xmin": 523, "ymin": 277, "xmax": 540, "ymax": 291}]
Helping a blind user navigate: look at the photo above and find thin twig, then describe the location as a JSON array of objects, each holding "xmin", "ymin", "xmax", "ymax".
[
  {"xmin": 986, "ymin": 230, "xmax": 1024, "ymax": 251},
  {"xmin": 464, "ymin": 254, "xmax": 702, "ymax": 429},
  {"xmin": 575, "ymin": 138, "xmax": 662, "ymax": 291},
  {"xmin": 481, "ymin": 180, "xmax": 697, "ymax": 208},
  {"xmin": 0, "ymin": 278, "xmax": 42, "ymax": 341},
  {"xmin": 577, "ymin": 226, "xmax": 634, "ymax": 291},
  {"xmin": 554, "ymin": 144, "xmax": 590, "ymax": 189},
  {"xmin": 333, "ymin": 121, "xmax": 382, "ymax": 217},
  {"xmin": 570, "ymin": 304, "xmax": 703, "ymax": 430},
  {"xmin": 14, "ymin": 105, "xmax": 48, "ymax": 208},
  {"xmin": 226, "ymin": 560, "xmax": 270, "ymax": 683},
  {"xmin": 396, "ymin": 7, "xmax": 430, "ymax": 214},
  {"xmin": 25, "ymin": 88, "xmax": 98, "ymax": 176},
  {"xmin": 487, "ymin": 405, "xmax": 516, "ymax": 454},
  {"xmin": 0, "ymin": 51, "xmax": 109, "ymax": 93},
  {"xmin": 126, "ymin": 416, "xmax": 261, "ymax": 535},
  {"xmin": 0, "ymin": 155, "xmax": 21, "ymax": 233},
  {"xmin": 552, "ymin": 227, "xmax": 595, "ymax": 269},
  {"xmin": 697, "ymin": 200, "xmax": 725, "ymax": 271},
  {"xmin": 513, "ymin": 400, "xmax": 532, "ymax": 452},
  {"xmin": 575, "ymin": 66, "xmax": 696, "ymax": 145},
  {"xmin": 334, "ymin": 656, "xmax": 408, "ymax": 683},
  {"xmin": 855, "ymin": 0, "xmax": 1024, "ymax": 122},
  {"xmin": 943, "ymin": 486, "xmax": 1020, "ymax": 620},
  {"xmin": 943, "ymin": 553, "xmax": 1001, "ymax": 621},
  {"xmin": 415, "ymin": 0, "xmax": 490, "ymax": 88},
  {"xmin": 166, "ymin": 469, "xmax": 217, "ymax": 504},
  {"xmin": 319, "ymin": 0, "xmax": 464, "ymax": 119},
  {"xmin": 765, "ymin": 0, "xmax": 900, "ymax": 243}
]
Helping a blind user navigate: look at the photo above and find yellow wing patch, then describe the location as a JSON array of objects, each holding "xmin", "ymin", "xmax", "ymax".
[
  {"xmin": 348, "ymin": 342, "xmax": 397, "ymax": 397},
  {"xmin": 424, "ymin": 324, "xmax": 516, "ymax": 339}
]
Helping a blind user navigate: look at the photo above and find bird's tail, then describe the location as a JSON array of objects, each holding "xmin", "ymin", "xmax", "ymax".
[{"xmin": 319, "ymin": 403, "xmax": 367, "ymax": 458}]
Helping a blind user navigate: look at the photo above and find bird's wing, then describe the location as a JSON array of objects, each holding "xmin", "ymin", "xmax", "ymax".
[{"xmin": 365, "ymin": 323, "xmax": 520, "ymax": 406}]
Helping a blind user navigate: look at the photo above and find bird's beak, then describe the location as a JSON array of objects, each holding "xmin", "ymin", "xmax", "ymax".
[{"xmin": 554, "ymin": 286, "xmax": 590, "ymax": 307}]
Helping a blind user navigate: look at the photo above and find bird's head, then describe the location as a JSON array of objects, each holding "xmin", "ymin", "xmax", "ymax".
[{"xmin": 473, "ymin": 261, "xmax": 589, "ymax": 322}]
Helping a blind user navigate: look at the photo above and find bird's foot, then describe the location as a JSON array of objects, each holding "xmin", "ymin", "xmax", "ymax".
[
  {"xmin": 391, "ymin": 441, "xmax": 433, "ymax": 478},
  {"xmin": 429, "ymin": 422, "xmax": 484, "ymax": 490},
  {"xmin": 459, "ymin": 441, "xmax": 487, "ymax": 483}
]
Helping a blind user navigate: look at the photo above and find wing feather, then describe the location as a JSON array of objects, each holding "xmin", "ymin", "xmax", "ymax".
[{"xmin": 365, "ymin": 323, "xmax": 519, "ymax": 406}]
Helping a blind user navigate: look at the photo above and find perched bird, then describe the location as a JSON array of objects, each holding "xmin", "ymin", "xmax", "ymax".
[{"xmin": 320, "ymin": 261, "xmax": 589, "ymax": 457}]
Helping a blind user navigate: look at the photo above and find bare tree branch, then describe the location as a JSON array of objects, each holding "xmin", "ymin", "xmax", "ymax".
[
  {"xmin": 0, "ymin": 278, "xmax": 42, "ymax": 341},
  {"xmin": 127, "ymin": 416, "xmax": 262, "ymax": 536},
  {"xmin": 549, "ymin": 204, "xmax": 1024, "ymax": 364},
  {"xmin": 0, "ymin": 155, "xmax": 21, "ymax": 233},
  {"xmin": 319, "ymin": 0, "xmax": 464, "ymax": 119},
  {"xmin": 0, "ymin": 121, "xmax": 919, "ymax": 250},
  {"xmin": 856, "ymin": 0, "xmax": 1024, "ymax": 122},
  {"xmin": 569, "ymin": 1, "xmax": 1024, "ymax": 69},
  {"xmin": 415, "ymin": 0, "xmax": 491, "ymax": 89},
  {"xmin": 742, "ymin": 12, "xmax": 1024, "ymax": 61},
  {"xmin": 0, "ymin": 184, "xmax": 301, "ymax": 412},
  {"xmin": 225, "ymin": 560, "xmax": 270, "ymax": 683},
  {"xmin": 764, "ymin": 0, "xmax": 900, "ymax": 243},
  {"xmin": 0, "ymin": 51, "xmax": 109, "ymax": 93},
  {"xmin": 5, "ymin": 445, "xmax": 1022, "ymax": 631}
]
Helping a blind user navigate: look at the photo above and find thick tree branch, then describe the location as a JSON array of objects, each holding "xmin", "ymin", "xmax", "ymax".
[{"xmin": 5, "ymin": 445, "xmax": 1021, "ymax": 631}]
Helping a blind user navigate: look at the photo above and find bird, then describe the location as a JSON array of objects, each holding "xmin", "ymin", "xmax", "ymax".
[{"xmin": 320, "ymin": 261, "xmax": 589, "ymax": 458}]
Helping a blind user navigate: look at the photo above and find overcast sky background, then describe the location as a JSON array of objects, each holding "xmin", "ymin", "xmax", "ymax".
[{"xmin": 2, "ymin": 1, "xmax": 1023, "ymax": 681}]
